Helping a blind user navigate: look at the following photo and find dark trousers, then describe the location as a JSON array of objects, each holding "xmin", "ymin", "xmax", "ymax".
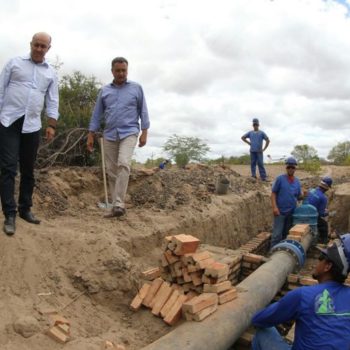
[
  {"xmin": 0, "ymin": 117, "xmax": 40, "ymax": 217},
  {"xmin": 318, "ymin": 216, "xmax": 329, "ymax": 243}
]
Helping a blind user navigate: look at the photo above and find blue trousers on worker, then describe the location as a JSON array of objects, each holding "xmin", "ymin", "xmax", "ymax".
[
  {"xmin": 271, "ymin": 213, "xmax": 293, "ymax": 248},
  {"xmin": 250, "ymin": 152, "xmax": 267, "ymax": 180},
  {"xmin": 252, "ymin": 327, "xmax": 292, "ymax": 350}
]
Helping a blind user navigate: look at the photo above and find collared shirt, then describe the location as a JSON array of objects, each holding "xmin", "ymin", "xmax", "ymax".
[
  {"xmin": 242, "ymin": 130, "xmax": 269, "ymax": 152},
  {"xmin": 89, "ymin": 80, "xmax": 150, "ymax": 141},
  {"xmin": 272, "ymin": 174, "xmax": 301, "ymax": 214},
  {"xmin": 252, "ymin": 281, "xmax": 350, "ymax": 350},
  {"xmin": 307, "ymin": 187, "xmax": 328, "ymax": 217},
  {"xmin": 0, "ymin": 55, "xmax": 59, "ymax": 133}
]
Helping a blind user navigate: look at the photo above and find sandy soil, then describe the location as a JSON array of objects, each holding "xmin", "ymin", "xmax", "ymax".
[{"xmin": 0, "ymin": 164, "xmax": 349, "ymax": 350}]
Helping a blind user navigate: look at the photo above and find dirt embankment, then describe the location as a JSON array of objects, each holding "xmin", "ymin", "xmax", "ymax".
[{"xmin": 0, "ymin": 164, "xmax": 349, "ymax": 350}]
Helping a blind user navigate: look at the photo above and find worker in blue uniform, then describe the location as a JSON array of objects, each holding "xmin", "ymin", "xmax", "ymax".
[
  {"xmin": 271, "ymin": 157, "xmax": 302, "ymax": 247},
  {"xmin": 251, "ymin": 233, "xmax": 350, "ymax": 350},
  {"xmin": 241, "ymin": 118, "xmax": 270, "ymax": 181},
  {"xmin": 306, "ymin": 176, "xmax": 333, "ymax": 244}
]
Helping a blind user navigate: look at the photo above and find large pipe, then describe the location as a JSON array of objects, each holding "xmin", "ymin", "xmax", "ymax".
[{"xmin": 143, "ymin": 233, "xmax": 313, "ymax": 350}]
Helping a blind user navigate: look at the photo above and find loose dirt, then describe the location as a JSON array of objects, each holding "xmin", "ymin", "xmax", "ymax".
[{"xmin": 0, "ymin": 164, "xmax": 349, "ymax": 350}]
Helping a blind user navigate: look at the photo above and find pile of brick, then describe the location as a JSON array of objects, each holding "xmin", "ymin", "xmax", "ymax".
[
  {"xmin": 239, "ymin": 232, "xmax": 271, "ymax": 255},
  {"xmin": 130, "ymin": 234, "xmax": 237, "ymax": 326},
  {"xmin": 240, "ymin": 253, "xmax": 268, "ymax": 280},
  {"xmin": 286, "ymin": 224, "xmax": 310, "ymax": 241}
]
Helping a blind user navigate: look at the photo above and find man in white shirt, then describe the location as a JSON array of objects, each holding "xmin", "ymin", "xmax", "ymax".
[{"xmin": 0, "ymin": 32, "xmax": 59, "ymax": 235}]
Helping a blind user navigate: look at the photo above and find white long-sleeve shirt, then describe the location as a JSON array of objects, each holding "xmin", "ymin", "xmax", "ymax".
[{"xmin": 0, "ymin": 54, "xmax": 59, "ymax": 133}]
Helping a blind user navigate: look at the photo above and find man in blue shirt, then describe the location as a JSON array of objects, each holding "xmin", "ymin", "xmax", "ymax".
[
  {"xmin": 87, "ymin": 57, "xmax": 150, "ymax": 218},
  {"xmin": 0, "ymin": 32, "xmax": 59, "ymax": 235},
  {"xmin": 306, "ymin": 176, "xmax": 333, "ymax": 244},
  {"xmin": 241, "ymin": 118, "xmax": 270, "ymax": 181},
  {"xmin": 251, "ymin": 233, "xmax": 350, "ymax": 350},
  {"xmin": 271, "ymin": 157, "xmax": 302, "ymax": 247}
]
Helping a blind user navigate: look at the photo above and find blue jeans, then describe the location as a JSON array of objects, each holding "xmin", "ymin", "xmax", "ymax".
[
  {"xmin": 250, "ymin": 152, "xmax": 267, "ymax": 180},
  {"xmin": 271, "ymin": 213, "xmax": 293, "ymax": 248},
  {"xmin": 252, "ymin": 327, "xmax": 292, "ymax": 350}
]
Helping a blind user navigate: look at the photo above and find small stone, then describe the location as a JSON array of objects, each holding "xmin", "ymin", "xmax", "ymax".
[{"xmin": 13, "ymin": 315, "xmax": 40, "ymax": 338}]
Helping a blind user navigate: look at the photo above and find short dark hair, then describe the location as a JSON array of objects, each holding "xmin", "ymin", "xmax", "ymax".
[{"xmin": 111, "ymin": 57, "xmax": 128, "ymax": 68}]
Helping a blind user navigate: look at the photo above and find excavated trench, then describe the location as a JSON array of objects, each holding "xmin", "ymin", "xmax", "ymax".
[{"xmin": 4, "ymin": 166, "xmax": 350, "ymax": 350}]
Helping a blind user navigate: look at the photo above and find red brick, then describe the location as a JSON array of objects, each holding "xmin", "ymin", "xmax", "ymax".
[
  {"xmin": 164, "ymin": 250, "xmax": 180, "ymax": 264},
  {"xmin": 49, "ymin": 314, "xmax": 70, "ymax": 326},
  {"xmin": 243, "ymin": 253, "xmax": 264, "ymax": 264},
  {"xmin": 218, "ymin": 287, "xmax": 237, "ymax": 304},
  {"xmin": 184, "ymin": 303, "xmax": 218, "ymax": 321},
  {"xmin": 289, "ymin": 224, "xmax": 310, "ymax": 236},
  {"xmin": 182, "ymin": 293, "xmax": 218, "ymax": 314},
  {"xmin": 172, "ymin": 234, "xmax": 200, "ymax": 255},
  {"xmin": 160, "ymin": 290, "xmax": 180, "ymax": 318},
  {"xmin": 182, "ymin": 267, "xmax": 192, "ymax": 282},
  {"xmin": 163, "ymin": 294, "xmax": 188, "ymax": 326},
  {"xmin": 46, "ymin": 326, "xmax": 69, "ymax": 344},
  {"xmin": 152, "ymin": 282, "xmax": 173, "ymax": 316},
  {"xmin": 142, "ymin": 278, "xmax": 163, "ymax": 308},
  {"xmin": 190, "ymin": 271, "xmax": 203, "ymax": 286},
  {"xmin": 299, "ymin": 277, "xmax": 317, "ymax": 286},
  {"xmin": 203, "ymin": 280, "xmax": 232, "ymax": 294},
  {"xmin": 287, "ymin": 274, "xmax": 299, "ymax": 284},
  {"xmin": 205, "ymin": 262, "xmax": 229, "ymax": 278},
  {"xmin": 130, "ymin": 283, "xmax": 151, "ymax": 311},
  {"xmin": 196, "ymin": 258, "xmax": 215, "ymax": 270},
  {"xmin": 141, "ymin": 267, "xmax": 161, "ymax": 280}
]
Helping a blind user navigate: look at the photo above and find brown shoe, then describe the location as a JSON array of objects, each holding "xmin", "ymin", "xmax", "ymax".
[{"xmin": 103, "ymin": 206, "xmax": 126, "ymax": 218}]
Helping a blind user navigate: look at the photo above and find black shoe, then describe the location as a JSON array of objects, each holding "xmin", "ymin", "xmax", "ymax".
[
  {"xmin": 3, "ymin": 216, "xmax": 16, "ymax": 236},
  {"xmin": 19, "ymin": 211, "xmax": 41, "ymax": 224}
]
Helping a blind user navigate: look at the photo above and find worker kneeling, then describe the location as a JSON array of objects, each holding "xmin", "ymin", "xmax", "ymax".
[{"xmin": 251, "ymin": 234, "xmax": 350, "ymax": 350}]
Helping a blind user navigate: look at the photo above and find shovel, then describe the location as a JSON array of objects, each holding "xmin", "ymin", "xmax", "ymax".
[{"xmin": 98, "ymin": 137, "xmax": 112, "ymax": 209}]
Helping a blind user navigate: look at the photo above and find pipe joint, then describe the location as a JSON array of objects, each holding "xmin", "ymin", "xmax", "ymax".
[{"xmin": 271, "ymin": 239, "xmax": 306, "ymax": 271}]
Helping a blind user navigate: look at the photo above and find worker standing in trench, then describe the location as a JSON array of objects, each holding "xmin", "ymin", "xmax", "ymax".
[
  {"xmin": 241, "ymin": 118, "xmax": 270, "ymax": 181},
  {"xmin": 305, "ymin": 176, "xmax": 333, "ymax": 244},
  {"xmin": 270, "ymin": 157, "xmax": 302, "ymax": 248},
  {"xmin": 251, "ymin": 234, "xmax": 350, "ymax": 350}
]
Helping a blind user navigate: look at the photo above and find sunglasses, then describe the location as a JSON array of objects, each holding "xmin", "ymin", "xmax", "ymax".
[{"xmin": 286, "ymin": 166, "xmax": 296, "ymax": 170}]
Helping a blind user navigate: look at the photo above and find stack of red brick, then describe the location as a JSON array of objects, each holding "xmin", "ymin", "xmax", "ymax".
[
  {"xmin": 130, "ymin": 234, "xmax": 237, "ymax": 325},
  {"xmin": 240, "ymin": 253, "xmax": 267, "ymax": 280},
  {"xmin": 287, "ymin": 224, "xmax": 310, "ymax": 241},
  {"xmin": 239, "ymin": 232, "xmax": 271, "ymax": 255}
]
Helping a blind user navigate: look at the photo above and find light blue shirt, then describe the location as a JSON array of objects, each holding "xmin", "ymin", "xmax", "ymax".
[
  {"xmin": 0, "ymin": 55, "xmax": 59, "ymax": 133},
  {"xmin": 242, "ymin": 130, "xmax": 269, "ymax": 152},
  {"xmin": 89, "ymin": 80, "xmax": 150, "ymax": 141}
]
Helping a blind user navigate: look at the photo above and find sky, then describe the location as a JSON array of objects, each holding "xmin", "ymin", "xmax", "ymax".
[{"xmin": 1, "ymin": 0, "xmax": 350, "ymax": 162}]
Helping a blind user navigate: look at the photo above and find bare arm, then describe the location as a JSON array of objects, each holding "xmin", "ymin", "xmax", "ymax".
[
  {"xmin": 263, "ymin": 139, "xmax": 270, "ymax": 152},
  {"xmin": 271, "ymin": 192, "xmax": 280, "ymax": 216},
  {"xmin": 241, "ymin": 136, "xmax": 251, "ymax": 146}
]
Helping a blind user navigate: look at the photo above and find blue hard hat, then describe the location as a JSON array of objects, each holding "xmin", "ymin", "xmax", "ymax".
[
  {"xmin": 285, "ymin": 156, "xmax": 297, "ymax": 166},
  {"xmin": 320, "ymin": 176, "xmax": 333, "ymax": 189},
  {"xmin": 252, "ymin": 118, "xmax": 259, "ymax": 125}
]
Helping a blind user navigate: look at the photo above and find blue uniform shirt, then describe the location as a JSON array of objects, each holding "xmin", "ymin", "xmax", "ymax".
[
  {"xmin": 242, "ymin": 130, "xmax": 269, "ymax": 152},
  {"xmin": 252, "ymin": 281, "xmax": 350, "ymax": 350},
  {"xmin": 89, "ymin": 80, "xmax": 150, "ymax": 141},
  {"xmin": 272, "ymin": 174, "xmax": 301, "ymax": 215},
  {"xmin": 306, "ymin": 187, "xmax": 328, "ymax": 217}
]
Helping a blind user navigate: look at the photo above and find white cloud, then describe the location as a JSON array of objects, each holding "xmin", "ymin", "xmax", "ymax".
[{"xmin": 1, "ymin": 0, "xmax": 350, "ymax": 162}]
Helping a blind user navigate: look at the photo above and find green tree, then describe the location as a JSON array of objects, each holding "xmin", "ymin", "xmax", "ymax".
[
  {"xmin": 291, "ymin": 144, "xmax": 320, "ymax": 173},
  {"xmin": 291, "ymin": 144, "xmax": 318, "ymax": 164},
  {"xmin": 58, "ymin": 71, "xmax": 101, "ymax": 130},
  {"xmin": 163, "ymin": 135, "xmax": 210, "ymax": 167},
  {"xmin": 328, "ymin": 141, "xmax": 350, "ymax": 165}
]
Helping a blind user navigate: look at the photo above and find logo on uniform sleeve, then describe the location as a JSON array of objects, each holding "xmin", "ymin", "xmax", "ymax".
[{"xmin": 315, "ymin": 289, "xmax": 335, "ymax": 314}]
